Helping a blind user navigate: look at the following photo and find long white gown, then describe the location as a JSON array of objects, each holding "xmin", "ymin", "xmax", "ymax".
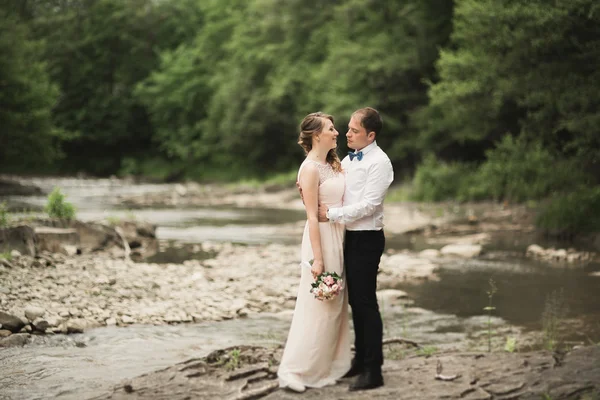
[{"xmin": 277, "ymin": 159, "xmax": 351, "ymax": 390}]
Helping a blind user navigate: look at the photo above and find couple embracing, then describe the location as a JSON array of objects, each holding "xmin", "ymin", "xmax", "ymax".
[{"xmin": 278, "ymin": 107, "xmax": 394, "ymax": 392}]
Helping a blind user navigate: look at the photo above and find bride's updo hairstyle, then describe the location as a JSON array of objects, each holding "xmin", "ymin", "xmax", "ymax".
[{"xmin": 297, "ymin": 112, "xmax": 342, "ymax": 173}]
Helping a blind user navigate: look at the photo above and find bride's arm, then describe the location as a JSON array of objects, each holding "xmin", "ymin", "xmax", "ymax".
[{"xmin": 299, "ymin": 163, "xmax": 324, "ymax": 278}]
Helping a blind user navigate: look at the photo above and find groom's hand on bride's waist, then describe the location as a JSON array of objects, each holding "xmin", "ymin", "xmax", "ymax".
[{"xmin": 318, "ymin": 203, "xmax": 329, "ymax": 222}]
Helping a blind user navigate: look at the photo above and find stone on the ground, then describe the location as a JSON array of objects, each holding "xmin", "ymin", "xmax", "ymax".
[
  {"xmin": 35, "ymin": 227, "xmax": 80, "ymax": 254},
  {"xmin": 66, "ymin": 319, "xmax": 87, "ymax": 333},
  {"xmin": 526, "ymin": 244, "xmax": 594, "ymax": 263},
  {"xmin": 440, "ymin": 244, "xmax": 482, "ymax": 258},
  {"xmin": 0, "ymin": 311, "xmax": 26, "ymax": 333},
  {"xmin": 0, "ymin": 333, "xmax": 30, "ymax": 347},
  {"xmin": 418, "ymin": 249, "xmax": 441, "ymax": 258},
  {"xmin": 32, "ymin": 318, "xmax": 50, "ymax": 331},
  {"xmin": 380, "ymin": 254, "xmax": 438, "ymax": 281},
  {"xmin": 24, "ymin": 306, "xmax": 46, "ymax": 321},
  {"xmin": 0, "ymin": 225, "xmax": 36, "ymax": 256}
]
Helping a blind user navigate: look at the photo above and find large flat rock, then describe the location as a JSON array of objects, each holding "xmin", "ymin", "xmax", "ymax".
[
  {"xmin": 0, "ymin": 225, "xmax": 36, "ymax": 256},
  {"xmin": 93, "ymin": 345, "xmax": 600, "ymax": 400},
  {"xmin": 34, "ymin": 226, "xmax": 80, "ymax": 254}
]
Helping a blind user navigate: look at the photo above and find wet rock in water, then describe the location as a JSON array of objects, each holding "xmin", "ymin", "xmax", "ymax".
[
  {"xmin": 0, "ymin": 311, "xmax": 26, "ymax": 333},
  {"xmin": 24, "ymin": 305, "xmax": 46, "ymax": 321},
  {"xmin": 419, "ymin": 249, "xmax": 441, "ymax": 258},
  {"xmin": 379, "ymin": 253, "xmax": 438, "ymax": 282},
  {"xmin": 66, "ymin": 318, "xmax": 87, "ymax": 333},
  {"xmin": 440, "ymin": 244, "xmax": 482, "ymax": 258},
  {"xmin": 526, "ymin": 244, "xmax": 594, "ymax": 263},
  {"xmin": 0, "ymin": 333, "xmax": 30, "ymax": 347},
  {"xmin": 0, "ymin": 329, "xmax": 11, "ymax": 338},
  {"xmin": 0, "ymin": 225, "xmax": 37, "ymax": 256}
]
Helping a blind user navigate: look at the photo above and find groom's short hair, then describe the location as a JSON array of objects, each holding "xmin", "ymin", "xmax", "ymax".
[{"xmin": 353, "ymin": 107, "xmax": 382, "ymax": 136}]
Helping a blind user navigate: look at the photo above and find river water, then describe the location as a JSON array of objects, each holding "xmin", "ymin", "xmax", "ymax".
[{"xmin": 1, "ymin": 177, "xmax": 599, "ymax": 399}]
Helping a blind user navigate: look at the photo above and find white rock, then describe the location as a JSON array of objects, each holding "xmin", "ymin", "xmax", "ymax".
[
  {"xmin": 418, "ymin": 249, "xmax": 441, "ymax": 258},
  {"xmin": 24, "ymin": 306, "xmax": 45, "ymax": 321},
  {"xmin": 46, "ymin": 315, "xmax": 62, "ymax": 328},
  {"xmin": 105, "ymin": 317, "xmax": 117, "ymax": 326},
  {"xmin": 121, "ymin": 315, "xmax": 134, "ymax": 324},
  {"xmin": 526, "ymin": 244, "xmax": 545, "ymax": 256},
  {"xmin": 10, "ymin": 250, "xmax": 21, "ymax": 258},
  {"xmin": 66, "ymin": 319, "xmax": 87, "ymax": 333},
  {"xmin": 32, "ymin": 318, "xmax": 50, "ymax": 331},
  {"xmin": 61, "ymin": 245, "xmax": 79, "ymax": 256},
  {"xmin": 440, "ymin": 244, "xmax": 482, "ymax": 258}
]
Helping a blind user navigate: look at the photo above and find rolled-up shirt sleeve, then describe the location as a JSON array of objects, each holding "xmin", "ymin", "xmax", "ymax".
[{"xmin": 327, "ymin": 159, "xmax": 394, "ymax": 224}]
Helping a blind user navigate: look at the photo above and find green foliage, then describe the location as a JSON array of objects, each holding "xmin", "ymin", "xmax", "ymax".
[
  {"xmin": 0, "ymin": 251, "xmax": 11, "ymax": 260},
  {"xmin": 542, "ymin": 288, "xmax": 568, "ymax": 351},
  {"xmin": 0, "ymin": 202, "xmax": 9, "ymax": 227},
  {"xmin": 1, "ymin": 0, "xmax": 598, "ymax": 229},
  {"xmin": 411, "ymin": 155, "xmax": 481, "ymax": 202},
  {"xmin": 45, "ymin": 187, "xmax": 75, "ymax": 220},
  {"xmin": 476, "ymin": 135, "xmax": 585, "ymax": 202},
  {"xmin": 225, "ymin": 348, "xmax": 241, "ymax": 371},
  {"xmin": 0, "ymin": 8, "xmax": 65, "ymax": 168},
  {"xmin": 484, "ymin": 278, "xmax": 498, "ymax": 353},
  {"xmin": 536, "ymin": 187, "xmax": 600, "ymax": 236},
  {"xmin": 416, "ymin": 346, "xmax": 438, "ymax": 357},
  {"xmin": 504, "ymin": 337, "xmax": 517, "ymax": 353}
]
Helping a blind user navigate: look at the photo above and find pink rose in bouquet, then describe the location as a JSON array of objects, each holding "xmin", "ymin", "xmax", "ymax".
[{"xmin": 310, "ymin": 271, "xmax": 344, "ymax": 301}]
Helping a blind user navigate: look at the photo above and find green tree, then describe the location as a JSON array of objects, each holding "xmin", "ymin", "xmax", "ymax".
[
  {"xmin": 0, "ymin": 8, "xmax": 65, "ymax": 168},
  {"xmin": 420, "ymin": 0, "xmax": 600, "ymax": 170}
]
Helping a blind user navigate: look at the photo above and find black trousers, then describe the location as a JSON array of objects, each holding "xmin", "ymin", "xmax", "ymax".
[{"xmin": 344, "ymin": 229, "xmax": 385, "ymax": 369}]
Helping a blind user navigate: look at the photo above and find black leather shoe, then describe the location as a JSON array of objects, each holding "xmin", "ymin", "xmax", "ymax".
[
  {"xmin": 349, "ymin": 369, "xmax": 384, "ymax": 391},
  {"xmin": 342, "ymin": 359, "xmax": 364, "ymax": 378}
]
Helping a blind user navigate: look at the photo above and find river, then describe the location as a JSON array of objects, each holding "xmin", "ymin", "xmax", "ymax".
[{"xmin": 1, "ymin": 176, "xmax": 599, "ymax": 399}]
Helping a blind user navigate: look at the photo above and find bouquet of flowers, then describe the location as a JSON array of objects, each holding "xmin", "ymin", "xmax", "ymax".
[{"xmin": 310, "ymin": 271, "xmax": 344, "ymax": 301}]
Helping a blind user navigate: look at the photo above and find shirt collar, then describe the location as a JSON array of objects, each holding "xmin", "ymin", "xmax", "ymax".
[{"xmin": 355, "ymin": 141, "xmax": 378, "ymax": 156}]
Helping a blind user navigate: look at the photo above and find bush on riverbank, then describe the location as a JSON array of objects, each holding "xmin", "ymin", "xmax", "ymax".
[
  {"xmin": 536, "ymin": 187, "xmax": 600, "ymax": 237},
  {"xmin": 409, "ymin": 136, "xmax": 599, "ymax": 234},
  {"xmin": 45, "ymin": 188, "xmax": 76, "ymax": 220}
]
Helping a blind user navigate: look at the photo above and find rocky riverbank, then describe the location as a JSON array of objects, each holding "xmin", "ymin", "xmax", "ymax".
[
  {"xmin": 1, "ymin": 237, "xmax": 478, "ymax": 347},
  {"xmin": 92, "ymin": 344, "xmax": 600, "ymax": 400}
]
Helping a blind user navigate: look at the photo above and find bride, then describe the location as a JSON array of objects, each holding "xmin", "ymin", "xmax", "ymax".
[{"xmin": 277, "ymin": 112, "xmax": 351, "ymax": 392}]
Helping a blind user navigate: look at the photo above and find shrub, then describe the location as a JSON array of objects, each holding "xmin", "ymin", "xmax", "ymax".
[
  {"xmin": 536, "ymin": 186, "xmax": 600, "ymax": 236},
  {"xmin": 0, "ymin": 201, "xmax": 9, "ymax": 227},
  {"xmin": 411, "ymin": 154, "xmax": 482, "ymax": 202},
  {"xmin": 45, "ymin": 187, "xmax": 76, "ymax": 220},
  {"xmin": 477, "ymin": 135, "xmax": 585, "ymax": 202}
]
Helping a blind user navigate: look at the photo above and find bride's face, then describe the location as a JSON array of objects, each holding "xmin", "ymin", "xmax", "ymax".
[{"xmin": 317, "ymin": 118, "xmax": 339, "ymax": 150}]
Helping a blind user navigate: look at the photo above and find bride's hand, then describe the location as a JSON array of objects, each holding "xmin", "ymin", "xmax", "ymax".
[{"xmin": 311, "ymin": 259, "xmax": 324, "ymax": 280}]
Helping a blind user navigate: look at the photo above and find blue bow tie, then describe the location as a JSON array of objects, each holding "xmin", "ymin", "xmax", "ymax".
[{"xmin": 348, "ymin": 151, "xmax": 363, "ymax": 161}]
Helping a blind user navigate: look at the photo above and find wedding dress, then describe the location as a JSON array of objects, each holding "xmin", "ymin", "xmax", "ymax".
[{"xmin": 277, "ymin": 159, "xmax": 351, "ymax": 391}]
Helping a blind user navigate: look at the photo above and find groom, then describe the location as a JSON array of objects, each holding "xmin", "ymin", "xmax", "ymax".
[{"xmin": 319, "ymin": 107, "xmax": 394, "ymax": 391}]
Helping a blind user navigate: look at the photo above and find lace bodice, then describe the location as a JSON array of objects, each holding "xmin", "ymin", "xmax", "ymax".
[
  {"xmin": 299, "ymin": 159, "xmax": 339, "ymax": 185},
  {"xmin": 298, "ymin": 159, "xmax": 345, "ymax": 208}
]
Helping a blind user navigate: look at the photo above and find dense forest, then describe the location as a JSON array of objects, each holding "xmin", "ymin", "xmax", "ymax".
[{"xmin": 1, "ymin": 0, "xmax": 599, "ymax": 232}]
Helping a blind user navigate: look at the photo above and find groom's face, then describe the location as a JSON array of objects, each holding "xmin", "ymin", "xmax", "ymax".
[{"xmin": 346, "ymin": 115, "xmax": 373, "ymax": 151}]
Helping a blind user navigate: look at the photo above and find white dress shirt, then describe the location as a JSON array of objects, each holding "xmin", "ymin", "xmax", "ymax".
[{"xmin": 327, "ymin": 141, "xmax": 394, "ymax": 230}]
